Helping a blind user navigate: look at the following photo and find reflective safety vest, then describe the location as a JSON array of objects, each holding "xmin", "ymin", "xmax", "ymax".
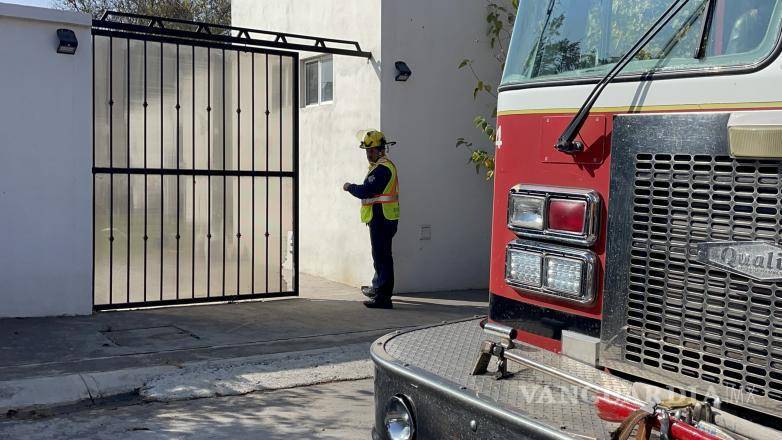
[{"xmin": 360, "ymin": 158, "xmax": 400, "ymax": 223}]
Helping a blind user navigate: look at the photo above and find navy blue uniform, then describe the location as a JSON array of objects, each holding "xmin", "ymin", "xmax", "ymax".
[{"xmin": 347, "ymin": 166, "xmax": 398, "ymax": 300}]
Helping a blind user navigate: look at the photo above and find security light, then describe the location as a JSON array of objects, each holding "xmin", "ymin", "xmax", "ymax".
[
  {"xmin": 56, "ymin": 29, "xmax": 78, "ymax": 55},
  {"xmin": 394, "ymin": 61, "xmax": 411, "ymax": 81}
]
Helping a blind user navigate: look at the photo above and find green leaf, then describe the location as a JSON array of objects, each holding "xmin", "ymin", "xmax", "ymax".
[
  {"xmin": 455, "ymin": 138, "xmax": 473, "ymax": 149},
  {"xmin": 458, "ymin": 59, "xmax": 471, "ymax": 69},
  {"xmin": 473, "ymin": 116, "xmax": 485, "ymax": 125},
  {"xmin": 473, "ymin": 80, "xmax": 485, "ymax": 99}
]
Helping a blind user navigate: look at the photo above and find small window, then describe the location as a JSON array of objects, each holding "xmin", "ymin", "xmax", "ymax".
[{"xmin": 303, "ymin": 56, "xmax": 333, "ymax": 106}]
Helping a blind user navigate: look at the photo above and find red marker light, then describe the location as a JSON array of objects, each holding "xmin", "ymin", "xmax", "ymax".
[{"xmin": 548, "ymin": 199, "xmax": 586, "ymax": 234}]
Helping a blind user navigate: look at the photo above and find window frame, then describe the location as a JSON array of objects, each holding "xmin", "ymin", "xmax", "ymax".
[
  {"xmin": 303, "ymin": 55, "xmax": 334, "ymax": 107},
  {"xmin": 498, "ymin": 1, "xmax": 782, "ymax": 92}
]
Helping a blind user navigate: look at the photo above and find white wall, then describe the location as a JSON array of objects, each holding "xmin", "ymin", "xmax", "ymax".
[
  {"xmin": 232, "ymin": 0, "xmax": 381, "ymax": 287},
  {"xmin": 0, "ymin": 4, "xmax": 93, "ymax": 317},
  {"xmin": 381, "ymin": 0, "xmax": 497, "ymax": 292},
  {"xmin": 233, "ymin": 0, "xmax": 496, "ymax": 292}
]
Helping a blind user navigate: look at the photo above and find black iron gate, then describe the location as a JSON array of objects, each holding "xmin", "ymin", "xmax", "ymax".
[{"xmin": 91, "ymin": 13, "xmax": 368, "ymax": 310}]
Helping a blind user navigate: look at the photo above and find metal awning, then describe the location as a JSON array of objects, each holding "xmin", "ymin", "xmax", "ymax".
[{"xmin": 92, "ymin": 10, "xmax": 373, "ymax": 59}]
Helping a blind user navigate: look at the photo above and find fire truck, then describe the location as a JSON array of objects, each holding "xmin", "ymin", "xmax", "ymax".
[{"xmin": 372, "ymin": 1, "xmax": 782, "ymax": 439}]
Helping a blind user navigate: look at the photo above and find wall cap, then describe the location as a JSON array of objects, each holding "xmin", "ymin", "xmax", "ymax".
[{"xmin": 0, "ymin": 2, "xmax": 91, "ymax": 27}]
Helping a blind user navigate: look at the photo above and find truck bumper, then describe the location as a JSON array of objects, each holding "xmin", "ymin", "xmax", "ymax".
[{"xmin": 370, "ymin": 318, "xmax": 627, "ymax": 439}]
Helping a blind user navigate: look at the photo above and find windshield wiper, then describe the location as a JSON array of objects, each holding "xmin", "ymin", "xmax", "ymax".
[
  {"xmin": 659, "ymin": 0, "xmax": 711, "ymax": 60},
  {"xmin": 555, "ymin": 0, "xmax": 692, "ymax": 154},
  {"xmin": 695, "ymin": 0, "xmax": 716, "ymax": 59},
  {"xmin": 530, "ymin": 0, "xmax": 558, "ymax": 77}
]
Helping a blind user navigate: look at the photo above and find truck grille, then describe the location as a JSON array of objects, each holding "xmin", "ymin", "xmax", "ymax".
[
  {"xmin": 601, "ymin": 112, "xmax": 782, "ymax": 417},
  {"xmin": 627, "ymin": 153, "xmax": 782, "ymax": 402}
]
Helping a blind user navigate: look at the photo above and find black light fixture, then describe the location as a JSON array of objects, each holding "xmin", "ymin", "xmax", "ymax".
[
  {"xmin": 56, "ymin": 29, "xmax": 78, "ymax": 55},
  {"xmin": 394, "ymin": 61, "xmax": 412, "ymax": 81}
]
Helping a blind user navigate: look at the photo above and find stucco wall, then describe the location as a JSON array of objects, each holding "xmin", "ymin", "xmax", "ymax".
[
  {"xmin": 232, "ymin": 0, "xmax": 497, "ymax": 292},
  {"xmin": 232, "ymin": 0, "xmax": 381, "ymax": 287},
  {"xmin": 381, "ymin": 0, "xmax": 497, "ymax": 292},
  {"xmin": 0, "ymin": 4, "xmax": 93, "ymax": 317}
]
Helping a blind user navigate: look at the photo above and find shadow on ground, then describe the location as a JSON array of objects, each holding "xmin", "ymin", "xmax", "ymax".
[{"xmin": 0, "ymin": 379, "xmax": 376, "ymax": 440}]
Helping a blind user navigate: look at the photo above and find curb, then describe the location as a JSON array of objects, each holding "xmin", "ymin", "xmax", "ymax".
[
  {"xmin": 0, "ymin": 365, "xmax": 177, "ymax": 416},
  {"xmin": 0, "ymin": 343, "xmax": 372, "ymax": 416}
]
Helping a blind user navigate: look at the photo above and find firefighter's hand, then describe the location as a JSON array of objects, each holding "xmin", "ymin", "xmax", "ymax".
[{"xmin": 343, "ymin": 183, "xmax": 351, "ymax": 191}]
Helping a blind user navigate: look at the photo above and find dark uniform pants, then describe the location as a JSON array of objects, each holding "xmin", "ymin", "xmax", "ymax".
[{"xmin": 369, "ymin": 218, "xmax": 398, "ymax": 300}]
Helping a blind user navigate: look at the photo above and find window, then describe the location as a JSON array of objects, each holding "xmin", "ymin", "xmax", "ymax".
[
  {"xmin": 501, "ymin": 0, "xmax": 782, "ymax": 86},
  {"xmin": 303, "ymin": 56, "xmax": 333, "ymax": 106}
]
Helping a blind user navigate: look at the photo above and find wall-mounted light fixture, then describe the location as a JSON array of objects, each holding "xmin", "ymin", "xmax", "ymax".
[
  {"xmin": 56, "ymin": 29, "xmax": 78, "ymax": 55},
  {"xmin": 394, "ymin": 61, "xmax": 411, "ymax": 81}
]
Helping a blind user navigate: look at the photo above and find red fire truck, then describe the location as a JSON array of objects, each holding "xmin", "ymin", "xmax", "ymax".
[{"xmin": 372, "ymin": 1, "xmax": 782, "ymax": 439}]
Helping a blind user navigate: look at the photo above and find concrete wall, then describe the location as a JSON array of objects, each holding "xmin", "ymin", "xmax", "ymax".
[
  {"xmin": 0, "ymin": 4, "xmax": 93, "ymax": 317},
  {"xmin": 381, "ymin": 0, "xmax": 497, "ymax": 292},
  {"xmin": 232, "ymin": 0, "xmax": 381, "ymax": 287}
]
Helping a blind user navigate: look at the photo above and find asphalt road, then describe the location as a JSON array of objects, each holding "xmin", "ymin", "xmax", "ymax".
[{"xmin": 0, "ymin": 379, "xmax": 375, "ymax": 440}]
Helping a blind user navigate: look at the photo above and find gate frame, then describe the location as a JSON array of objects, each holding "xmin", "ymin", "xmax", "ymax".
[{"xmin": 91, "ymin": 12, "xmax": 370, "ymax": 310}]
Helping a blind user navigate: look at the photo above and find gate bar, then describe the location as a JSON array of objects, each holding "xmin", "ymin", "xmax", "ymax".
[
  {"xmin": 236, "ymin": 49, "xmax": 241, "ymax": 296},
  {"xmin": 159, "ymin": 40, "xmax": 164, "ymax": 302},
  {"xmin": 94, "ymin": 11, "xmax": 373, "ymax": 59},
  {"xmin": 109, "ymin": 36, "xmax": 114, "ymax": 305},
  {"xmin": 93, "ymin": 290, "xmax": 296, "ymax": 311},
  {"xmin": 126, "ymin": 38, "xmax": 131, "ymax": 304},
  {"xmin": 175, "ymin": 43, "xmax": 180, "ymax": 300},
  {"xmin": 222, "ymin": 47, "xmax": 226, "ymax": 298}
]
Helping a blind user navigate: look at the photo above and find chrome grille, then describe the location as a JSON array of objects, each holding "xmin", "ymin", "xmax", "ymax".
[
  {"xmin": 626, "ymin": 153, "xmax": 782, "ymax": 403},
  {"xmin": 601, "ymin": 112, "xmax": 782, "ymax": 417}
]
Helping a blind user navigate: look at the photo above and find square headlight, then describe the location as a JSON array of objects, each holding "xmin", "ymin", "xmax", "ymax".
[
  {"xmin": 545, "ymin": 256, "xmax": 584, "ymax": 297},
  {"xmin": 505, "ymin": 240, "xmax": 597, "ymax": 305},
  {"xmin": 506, "ymin": 248, "xmax": 542, "ymax": 287},
  {"xmin": 508, "ymin": 194, "xmax": 545, "ymax": 230}
]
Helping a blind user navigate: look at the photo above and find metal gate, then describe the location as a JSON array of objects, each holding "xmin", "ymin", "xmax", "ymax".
[{"xmin": 91, "ymin": 12, "xmax": 370, "ymax": 309}]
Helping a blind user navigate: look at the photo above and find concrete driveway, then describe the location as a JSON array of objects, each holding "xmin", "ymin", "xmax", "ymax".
[{"xmin": 0, "ymin": 275, "xmax": 487, "ymax": 438}]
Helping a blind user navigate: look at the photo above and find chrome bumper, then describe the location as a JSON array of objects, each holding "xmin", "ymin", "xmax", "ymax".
[{"xmin": 370, "ymin": 318, "xmax": 628, "ymax": 439}]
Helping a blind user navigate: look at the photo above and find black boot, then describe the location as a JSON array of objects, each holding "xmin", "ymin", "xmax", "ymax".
[
  {"xmin": 363, "ymin": 296, "xmax": 393, "ymax": 309},
  {"xmin": 361, "ymin": 286, "xmax": 377, "ymax": 298}
]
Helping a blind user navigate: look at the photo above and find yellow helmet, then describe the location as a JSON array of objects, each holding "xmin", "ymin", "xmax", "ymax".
[{"xmin": 359, "ymin": 130, "xmax": 396, "ymax": 149}]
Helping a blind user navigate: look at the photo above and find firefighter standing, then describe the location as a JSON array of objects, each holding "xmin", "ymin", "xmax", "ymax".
[{"xmin": 343, "ymin": 131, "xmax": 400, "ymax": 309}]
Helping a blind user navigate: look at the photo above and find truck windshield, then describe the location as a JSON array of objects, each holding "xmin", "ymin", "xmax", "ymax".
[{"xmin": 501, "ymin": 0, "xmax": 782, "ymax": 86}]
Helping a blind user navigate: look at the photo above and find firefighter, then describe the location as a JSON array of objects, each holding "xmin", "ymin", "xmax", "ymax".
[{"xmin": 342, "ymin": 130, "xmax": 400, "ymax": 309}]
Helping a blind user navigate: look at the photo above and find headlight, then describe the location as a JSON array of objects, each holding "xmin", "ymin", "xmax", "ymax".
[
  {"xmin": 507, "ymin": 185, "xmax": 600, "ymax": 246},
  {"xmin": 545, "ymin": 256, "xmax": 584, "ymax": 296},
  {"xmin": 384, "ymin": 395, "xmax": 415, "ymax": 440},
  {"xmin": 506, "ymin": 249, "xmax": 542, "ymax": 287},
  {"xmin": 508, "ymin": 194, "xmax": 545, "ymax": 230},
  {"xmin": 505, "ymin": 241, "xmax": 597, "ymax": 304}
]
